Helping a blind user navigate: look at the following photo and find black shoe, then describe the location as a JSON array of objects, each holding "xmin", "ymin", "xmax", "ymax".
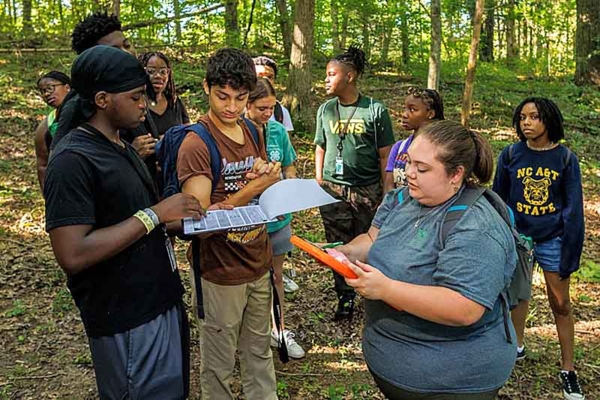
[
  {"xmin": 333, "ymin": 296, "xmax": 355, "ymax": 321},
  {"xmin": 516, "ymin": 346, "xmax": 526, "ymax": 361},
  {"xmin": 559, "ymin": 370, "xmax": 585, "ymax": 400}
]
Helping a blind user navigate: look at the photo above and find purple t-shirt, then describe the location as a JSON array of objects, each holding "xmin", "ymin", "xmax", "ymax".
[{"xmin": 385, "ymin": 134, "xmax": 414, "ymax": 172}]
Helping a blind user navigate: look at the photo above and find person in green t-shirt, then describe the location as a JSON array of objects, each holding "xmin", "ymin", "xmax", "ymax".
[
  {"xmin": 314, "ymin": 46, "xmax": 394, "ymax": 321},
  {"xmin": 34, "ymin": 71, "xmax": 71, "ymax": 192},
  {"xmin": 246, "ymin": 78, "xmax": 305, "ymax": 359}
]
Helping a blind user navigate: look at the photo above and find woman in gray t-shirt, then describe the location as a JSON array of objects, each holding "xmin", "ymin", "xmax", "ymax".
[{"xmin": 331, "ymin": 120, "xmax": 517, "ymax": 399}]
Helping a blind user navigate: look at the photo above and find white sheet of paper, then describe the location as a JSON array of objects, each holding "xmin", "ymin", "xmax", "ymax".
[
  {"xmin": 182, "ymin": 179, "xmax": 338, "ymax": 235},
  {"xmin": 259, "ymin": 179, "xmax": 338, "ymax": 219}
]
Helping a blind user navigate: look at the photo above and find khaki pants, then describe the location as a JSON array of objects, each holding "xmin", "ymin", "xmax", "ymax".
[{"xmin": 199, "ymin": 272, "xmax": 277, "ymax": 400}]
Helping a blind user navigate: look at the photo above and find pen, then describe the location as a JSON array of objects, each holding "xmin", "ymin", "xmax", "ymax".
[{"xmin": 321, "ymin": 241, "xmax": 344, "ymax": 249}]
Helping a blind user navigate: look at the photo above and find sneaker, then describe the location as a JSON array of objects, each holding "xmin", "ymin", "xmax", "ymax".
[
  {"xmin": 270, "ymin": 329, "xmax": 305, "ymax": 359},
  {"xmin": 516, "ymin": 346, "xmax": 526, "ymax": 361},
  {"xmin": 283, "ymin": 274, "xmax": 299, "ymax": 293},
  {"xmin": 333, "ymin": 296, "xmax": 355, "ymax": 322},
  {"xmin": 559, "ymin": 370, "xmax": 585, "ymax": 400}
]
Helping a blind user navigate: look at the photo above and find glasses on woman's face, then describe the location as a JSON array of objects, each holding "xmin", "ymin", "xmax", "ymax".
[
  {"xmin": 145, "ymin": 67, "xmax": 170, "ymax": 77},
  {"xmin": 38, "ymin": 84, "xmax": 66, "ymax": 96}
]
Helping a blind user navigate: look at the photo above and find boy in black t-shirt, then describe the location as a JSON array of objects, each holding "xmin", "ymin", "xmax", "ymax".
[{"xmin": 44, "ymin": 46, "xmax": 205, "ymax": 398}]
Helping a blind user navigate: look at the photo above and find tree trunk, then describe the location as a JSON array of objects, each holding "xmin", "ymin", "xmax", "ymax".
[
  {"xmin": 506, "ymin": 0, "xmax": 517, "ymax": 62},
  {"xmin": 22, "ymin": 0, "xmax": 32, "ymax": 35},
  {"xmin": 428, "ymin": 0, "xmax": 442, "ymax": 90},
  {"xmin": 225, "ymin": 0, "xmax": 240, "ymax": 47},
  {"xmin": 173, "ymin": 0, "xmax": 182, "ymax": 41},
  {"xmin": 331, "ymin": 0, "xmax": 341, "ymax": 53},
  {"xmin": 283, "ymin": 0, "xmax": 315, "ymax": 120},
  {"xmin": 575, "ymin": 0, "xmax": 600, "ymax": 85},
  {"xmin": 275, "ymin": 0, "xmax": 291, "ymax": 59},
  {"xmin": 480, "ymin": 0, "xmax": 494, "ymax": 62},
  {"xmin": 361, "ymin": 7, "xmax": 371, "ymax": 60},
  {"xmin": 340, "ymin": 11, "xmax": 349, "ymax": 50},
  {"xmin": 461, "ymin": 0, "xmax": 484, "ymax": 128},
  {"xmin": 401, "ymin": 7, "xmax": 410, "ymax": 65},
  {"xmin": 379, "ymin": 18, "xmax": 393, "ymax": 67},
  {"xmin": 112, "ymin": 0, "xmax": 120, "ymax": 17}
]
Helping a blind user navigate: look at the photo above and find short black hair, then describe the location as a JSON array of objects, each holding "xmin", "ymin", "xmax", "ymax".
[
  {"xmin": 37, "ymin": 71, "xmax": 71, "ymax": 86},
  {"xmin": 331, "ymin": 45, "xmax": 368, "ymax": 78},
  {"xmin": 206, "ymin": 48, "xmax": 257, "ymax": 92},
  {"xmin": 512, "ymin": 97, "xmax": 564, "ymax": 143},
  {"xmin": 253, "ymin": 56, "xmax": 278, "ymax": 78},
  {"xmin": 71, "ymin": 11, "xmax": 122, "ymax": 55}
]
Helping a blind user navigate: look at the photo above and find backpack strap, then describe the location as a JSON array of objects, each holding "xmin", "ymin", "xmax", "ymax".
[
  {"xmin": 186, "ymin": 124, "xmax": 222, "ymax": 188},
  {"xmin": 242, "ymin": 116, "xmax": 262, "ymax": 147},
  {"xmin": 439, "ymin": 187, "xmax": 485, "ymax": 244}
]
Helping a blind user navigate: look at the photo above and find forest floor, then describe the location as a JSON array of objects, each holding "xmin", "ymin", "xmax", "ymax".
[{"xmin": 0, "ymin": 52, "xmax": 599, "ymax": 399}]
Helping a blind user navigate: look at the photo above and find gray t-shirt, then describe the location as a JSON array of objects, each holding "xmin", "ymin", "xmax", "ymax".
[{"xmin": 364, "ymin": 188, "xmax": 517, "ymax": 393}]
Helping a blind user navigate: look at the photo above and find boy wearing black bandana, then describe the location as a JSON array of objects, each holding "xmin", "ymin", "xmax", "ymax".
[{"xmin": 44, "ymin": 46, "xmax": 205, "ymax": 399}]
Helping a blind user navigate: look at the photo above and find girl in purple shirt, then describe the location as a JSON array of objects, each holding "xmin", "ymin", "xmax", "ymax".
[{"xmin": 383, "ymin": 87, "xmax": 444, "ymax": 192}]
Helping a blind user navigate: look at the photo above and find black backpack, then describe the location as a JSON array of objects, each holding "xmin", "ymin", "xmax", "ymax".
[{"xmin": 395, "ymin": 186, "xmax": 535, "ymax": 343}]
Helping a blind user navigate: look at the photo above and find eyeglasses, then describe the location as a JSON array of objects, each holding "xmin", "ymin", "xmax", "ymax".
[
  {"xmin": 145, "ymin": 67, "xmax": 170, "ymax": 77},
  {"xmin": 38, "ymin": 84, "xmax": 66, "ymax": 96}
]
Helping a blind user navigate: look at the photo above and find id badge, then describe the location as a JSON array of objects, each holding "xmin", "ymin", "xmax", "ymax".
[
  {"xmin": 335, "ymin": 156, "xmax": 344, "ymax": 175},
  {"xmin": 165, "ymin": 236, "xmax": 177, "ymax": 272}
]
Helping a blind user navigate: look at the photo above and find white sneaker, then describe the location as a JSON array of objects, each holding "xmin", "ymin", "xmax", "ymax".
[
  {"xmin": 283, "ymin": 274, "xmax": 299, "ymax": 293},
  {"xmin": 271, "ymin": 329, "xmax": 306, "ymax": 359}
]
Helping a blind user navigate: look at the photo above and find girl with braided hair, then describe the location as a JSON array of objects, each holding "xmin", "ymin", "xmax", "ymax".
[{"xmin": 384, "ymin": 87, "xmax": 445, "ymax": 192}]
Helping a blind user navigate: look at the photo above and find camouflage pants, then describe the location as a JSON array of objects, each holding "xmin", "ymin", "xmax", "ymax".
[{"xmin": 319, "ymin": 181, "xmax": 383, "ymax": 299}]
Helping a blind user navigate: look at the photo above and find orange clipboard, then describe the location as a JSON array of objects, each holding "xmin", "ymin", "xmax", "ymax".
[{"xmin": 290, "ymin": 235, "xmax": 358, "ymax": 279}]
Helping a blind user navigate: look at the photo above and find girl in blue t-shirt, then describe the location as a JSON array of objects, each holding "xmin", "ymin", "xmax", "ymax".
[
  {"xmin": 493, "ymin": 97, "xmax": 585, "ymax": 400},
  {"xmin": 245, "ymin": 78, "xmax": 305, "ymax": 359},
  {"xmin": 383, "ymin": 87, "xmax": 444, "ymax": 192}
]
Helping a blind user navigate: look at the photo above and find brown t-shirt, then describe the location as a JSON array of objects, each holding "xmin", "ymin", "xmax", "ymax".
[{"xmin": 177, "ymin": 115, "xmax": 272, "ymax": 285}]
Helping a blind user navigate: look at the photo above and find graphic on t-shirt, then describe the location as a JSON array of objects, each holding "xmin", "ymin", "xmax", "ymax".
[
  {"xmin": 221, "ymin": 155, "xmax": 265, "ymax": 243},
  {"xmin": 329, "ymin": 119, "xmax": 366, "ymax": 135},
  {"xmin": 516, "ymin": 166, "xmax": 560, "ymax": 216},
  {"xmin": 267, "ymin": 146, "xmax": 282, "ymax": 162}
]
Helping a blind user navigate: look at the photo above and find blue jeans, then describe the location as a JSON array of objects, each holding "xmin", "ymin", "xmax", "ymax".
[{"xmin": 533, "ymin": 236, "xmax": 562, "ymax": 273}]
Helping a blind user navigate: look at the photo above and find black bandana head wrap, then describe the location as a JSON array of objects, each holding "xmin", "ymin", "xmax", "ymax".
[{"xmin": 70, "ymin": 45, "xmax": 154, "ymax": 118}]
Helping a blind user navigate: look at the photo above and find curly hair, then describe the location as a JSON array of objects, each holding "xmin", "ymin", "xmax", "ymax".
[
  {"xmin": 406, "ymin": 87, "xmax": 445, "ymax": 120},
  {"xmin": 512, "ymin": 97, "xmax": 564, "ymax": 143},
  {"xmin": 331, "ymin": 45, "xmax": 369, "ymax": 78},
  {"xmin": 71, "ymin": 11, "xmax": 122, "ymax": 55},
  {"xmin": 206, "ymin": 48, "xmax": 257, "ymax": 92},
  {"xmin": 138, "ymin": 52, "xmax": 177, "ymax": 106}
]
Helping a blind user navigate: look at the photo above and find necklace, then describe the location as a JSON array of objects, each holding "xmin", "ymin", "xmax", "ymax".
[
  {"xmin": 414, "ymin": 204, "xmax": 437, "ymax": 228},
  {"xmin": 526, "ymin": 141, "xmax": 558, "ymax": 151}
]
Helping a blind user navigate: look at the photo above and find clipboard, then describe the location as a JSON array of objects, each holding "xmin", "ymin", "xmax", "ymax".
[{"xmin": 290, "ymin": 235, "xmax": 358, "ymax": 279}]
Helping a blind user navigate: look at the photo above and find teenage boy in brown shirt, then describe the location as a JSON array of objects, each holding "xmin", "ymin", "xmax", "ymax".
[{"xmin": 177, "ymin": 48, "xmax": 281, "ymax": 400}]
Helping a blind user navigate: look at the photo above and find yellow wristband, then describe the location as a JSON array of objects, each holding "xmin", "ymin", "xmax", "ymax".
[{"xmin": 134, "ymin": 210, "xmax": 155, "ymax": 234}]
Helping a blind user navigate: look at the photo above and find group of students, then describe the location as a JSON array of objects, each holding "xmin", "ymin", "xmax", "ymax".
[{"xmin": 34, "ymin": 10, "xmax": 586, "ymax": 400}]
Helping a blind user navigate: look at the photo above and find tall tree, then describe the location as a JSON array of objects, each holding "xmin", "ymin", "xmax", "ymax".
[
  {"xmin": 275, "ymin": 0, "xmax": 292, "ymax": 59},
  {"xmin": 113, "ymin": 0, "xmax": 120, "ymax": 17},
  {"xmin": 480, "ymin": 0, "xmax": 495, "ymax": 62},
  {"xmin": 400, "ymin": 6, "xmax": 410, "ymax": 65},
  {"xmin": 461, "ymin": 0, "xmax": 484, "ymax": 128},
  {"xmin": 284, "ymin": 0, "xmax": 315, "ymax": 119},
  {"xmin": 331, "ymin": 0, "xmax": 341, "ymax": 53},
  {"xmin": 225, "ymin": 0, "xmax": 240, "ymax": 47},
  {"xmin": 506, "ymin": 0, "xmax": 517, "ymax": 62},
  {"xmin": 173, "ymin": 0, "xmax": 182, "ymax": 42},
  {"xmin": 575, "ymin": 0, "xmax": 600, "ymax": 85},
  {"xmin": 428, "ymin": 0, "xmax": 442, "ymax": 90},
  {"xmin": 22, "ymin": 0, "xmax": 32, "ymax": 35},
  {"xmin": 361, "ymin": 6, "xmax": 371, "ymax": 60}
]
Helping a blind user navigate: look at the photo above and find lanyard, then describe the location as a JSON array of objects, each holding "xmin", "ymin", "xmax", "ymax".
[{"xmin": 335, "ymin": 95, "xmax": 360, "ymax": 156}]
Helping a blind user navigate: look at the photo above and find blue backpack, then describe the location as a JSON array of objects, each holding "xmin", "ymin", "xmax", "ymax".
[
  {"xmin": 156, "ymin": 117, "xmax": 260, "ymax": 198},
  {"xmin": 395, "ymin": 186, "xmax": 535, "ymax": 343}
]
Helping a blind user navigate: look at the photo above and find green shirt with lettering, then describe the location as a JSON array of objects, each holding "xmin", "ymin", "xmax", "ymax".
[{"xmin": 314, "ymin": 95, "xmax": 394, "ymax": 186}]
